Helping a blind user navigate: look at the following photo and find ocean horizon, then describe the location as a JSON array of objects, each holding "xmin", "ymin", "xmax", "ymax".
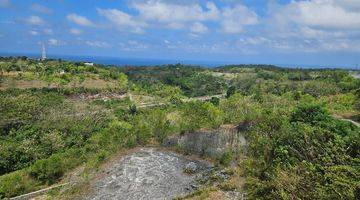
[{"xmin": 1, "ymin": 52, "xmax": 359, "ymax": 70}]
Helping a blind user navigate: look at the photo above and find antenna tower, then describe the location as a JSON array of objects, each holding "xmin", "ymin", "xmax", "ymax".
[{"xmin": 41, "ymin": 43, "xmax": 47, "ymax": 61}]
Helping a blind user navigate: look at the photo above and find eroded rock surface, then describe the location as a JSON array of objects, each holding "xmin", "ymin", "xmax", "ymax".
[
  {"xmin": 86, "ymin": 148, "xmax": 211, "ymax": 200},
  {"xmin": 163, "ymin": 124, "xmax": 247, "ymax": 159}
]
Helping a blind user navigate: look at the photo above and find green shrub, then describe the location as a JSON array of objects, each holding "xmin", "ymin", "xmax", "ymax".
[
  {"xmin": 209, "ymin": 97, "xmax": 220, "ymax": 106},
  {"xmin": 129, "ymin": 104, "xmax": 137, "ymax": 115},
  {"xmin": 320, "ymin": 93, "xmax": 357, "ymax": 113},
  {"xmin": 180, "ymin": 101, "xmax": 223, "ymax": 131},
  {"xmin": 246, "ymin": 100, "xmax": 360, "ymax": 200},
  {"xmin": 219, "ymin": 151, "xmax": 233, "ymax": 166},
  {"xmin": 134, "ymin": 120, "xmax": 153, "ymax": 145},
  {"xmin": 290, "ymin": 102, "xmax": 330, "ymax": 125},
  {"xmin": 87, "ymin": 150, "xmax": 110, "ymax": 168},
  {"xmin": 303, "ymin": 80, "xmax": 340, "ymax": 97},
  {"xmin": 0, "ymin": 170, "xmax": 38, "ymax": 198},
  {"xmin": 226, "ymin": 86, "xmax": 236, "ymax": 98},
  {"xmin": 28, "ymin": 154, "xmax": 65, "ymax": 184},
  {"xmin": 220, "ymin": 93, "xmax": 260, "ymax": 124}
]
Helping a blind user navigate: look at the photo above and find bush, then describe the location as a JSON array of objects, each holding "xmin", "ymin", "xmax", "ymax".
[
  {"xmin": 303, "ymin": 80, "xmax": 340, "ymax": 97},
  {"xmin": 290, "ymin": 103, "xmax": 330, "ymax": 125},
  {"xmin": 209, "ymin": 97, "xmax": 220, "ymax": 106},
  {"xmin": 180, "ymin": 101, "xmax": 223, "ymax": 131},
  {"xmin": 129, "ymin": 104, "xmax": 137, "ymax": 115},
  {"xmin": 170, "ymin": 95, "xmax": 183, "ymax": 106},
  {"xmin": 246, "ymin": 100, "xmax": 360, "ymax": 200},
  {"xmin": 28, "ymin": 154, "xmax": 65, "ymax": 184},
  {"xmin": 219, "ymin": 151, "xmax": 233, "ymax": 166},
  {"xmin": 321, "ymin": 93, "xmax": 357, "ymax": 113},
  {"xmin": 0, "ymin": 170, "xmax": 38, "ymax": 198},
  {"xmin": 133, "ymin": 118, "xmax": 153, "ymax": 145},
  {"xmin": 220, "ymin": 93, "xmax": 261, "ymax": 124},
  {"xmin": 226, "ymin": 86, "xmax": 236, "ymax": 98}
]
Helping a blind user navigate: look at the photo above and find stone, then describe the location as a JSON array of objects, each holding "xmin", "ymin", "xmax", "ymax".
[
  {"xmin": 184, "ymin": 162, "xmax": 198, "ymax": 174},
  {"xmin": 162, "ymin": 125, "xmax": 247, "ymax": 159}
]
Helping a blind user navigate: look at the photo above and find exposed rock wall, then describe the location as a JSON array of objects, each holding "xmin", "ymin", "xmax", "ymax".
[{"xmin": 163, "ymin": 124, "xmax": 247, "ymax": 159}]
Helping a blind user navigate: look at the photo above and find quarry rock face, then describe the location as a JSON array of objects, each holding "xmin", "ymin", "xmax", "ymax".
[
  {"xmin": 163, "ymin": 124, "xmax": 247, "ymax": 159},
  {"xmin": 85, "ymin": 126, "xmax": 246, "ymax": 200}
]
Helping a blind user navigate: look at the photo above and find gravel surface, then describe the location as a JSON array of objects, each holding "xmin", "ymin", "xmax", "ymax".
[{"xmin": 86, "ymin": 148, "xmax": 211, "ymax": 200}]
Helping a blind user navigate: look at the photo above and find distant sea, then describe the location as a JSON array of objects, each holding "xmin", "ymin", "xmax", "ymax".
[
  {"xmin": 0, "ymin": 53, "xmax": 238, "ymax": 67},
  {"xmin": 1, "ymin": 52, "xmax": 359, "ymax": 70}
]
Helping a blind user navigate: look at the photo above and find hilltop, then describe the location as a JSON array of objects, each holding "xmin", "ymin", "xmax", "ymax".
[{"xmin": 0, "ymin": 57, "xmax": 359, "ymax": 199}]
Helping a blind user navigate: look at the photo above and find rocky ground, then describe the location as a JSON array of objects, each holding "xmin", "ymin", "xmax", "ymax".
[{"xmin": 85, "ymin": 148, "xmax": 213, "ymax": 200}]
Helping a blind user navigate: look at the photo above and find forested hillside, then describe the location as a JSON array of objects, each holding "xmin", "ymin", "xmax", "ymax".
[{"xmin": 0, "ymin": 57, "xmax": 359, "ymax": 199}]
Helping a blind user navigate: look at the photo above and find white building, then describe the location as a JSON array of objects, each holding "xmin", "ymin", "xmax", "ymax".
[{"xmin": 84, "ymin": 62, "xmax": 94, "ymax": 66}]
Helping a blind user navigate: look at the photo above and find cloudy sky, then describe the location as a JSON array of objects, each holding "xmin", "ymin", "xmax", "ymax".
[{"xmin": 1, "ymin": 0, "xmax": 360, "ymax": 67}]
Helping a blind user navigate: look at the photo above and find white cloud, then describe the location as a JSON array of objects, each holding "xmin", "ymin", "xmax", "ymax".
[
  {"xmin": 25, "ymin": 16, "xmax": 44, "ymax": 26},
  {"xmin": 67, "ymin": 14, "xmax": 94, "ymax": 27},
  {"xmin": 167, "ymin": 22, "xmax": 185, "ymax": 30},
  {"xmin": 97, "ymin": 8, "xmax": 147, "ymax": 33},
  {"xmin": 328, "ymin": 0, "xmax": 360, "ymax": 12},
  {"xmin": 29, "ymin": 30, "xmax": 38, "ymax": 36},
  {"xmin": 190, "ymin": 22, "xmax": 208, "ymax": 34},
  {"xmin": 120, "ymin": 40, "xmax": 149, "ymax": 51},
  {"xmin": 48, "ymin": 38, "xmax": 59, "ymax": 46},
  {"xmin": 85, "ymin": 40, "xmax": 110, "ymax": 48},
  {"xmin": 272, "ymin": 0, "xmax": 360, "ymax": 30},
  {"xmin": 28, "ymin": 29, "xmax": 52, "ymax": 36},
  {"xmin": 131, "ymin": 1, "xmax": 258, "ymax": 34},
  {"xmin": 295, "ymin": 1, "xmax": 360, "ymax": 29},
  {"xmin": 260, "ymin": 0, "xmax": 360, "ymax": 53},
  {"xmin": 94, "ymin": 1, "xmax": 259, "ymax": 34},
  {"xmin": 188, "ymin": 33, "xmax": 200, "ymax": 38},
  {"xmin": 321, "ymin": 40, "xmax": 350, "ymax": 51},
  {"xmin": 69, "ymin": 28, "xmax": 82, "ymax": 35},
  {"xmin": 31, "ymin": 4, "xmax": 52, "ymax": 14},
  {"xmin": 220, "ymin": 5, "xmax": 259, "ymax": 34},
  {"xmin": 132, "ymin": 1, "xmax": 219, "ymax": 23},
  {"xmin": 299, "ymin": 26, "xmax": 347, "ymax": 39},
  {"xmin": 238, "ymin": 37, "xmax": 270, "ymax": 45}
]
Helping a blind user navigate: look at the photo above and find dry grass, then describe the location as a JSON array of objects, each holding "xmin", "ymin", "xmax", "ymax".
[
  {"xmin": 210, "ymin": 72, "xmax": 238, "ymax": 79},
  {"xmin": 183, "ymin": 189, "xmax": 230, "ymax": 200},
  {"xmin": 0, "ymin": 78, "xmax": 117, "ymax": 90},
  {"xmin": 79, "ymin": 79, "xmax": 117, "ymax": 89},
  {"xmin": 1, "ymin": 79, "xmax": 46, "ymax": 89}
]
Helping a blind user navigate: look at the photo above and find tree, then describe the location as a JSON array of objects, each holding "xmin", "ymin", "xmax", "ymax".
[
  {"xmin": 210, "ymin": 97, "xmax": 220, "ymax": 106},
  {"xmin": 290, "ymin": 103, "xmax": 330, "ymax": 125},
  {"xmin": 118, "ymin": 73, "xmax": 128, "ymax": 92},
  {"xmin": 226, "ymin": 86, "xmax": 236, "ymax": 98},
  {"xmin": 129, "ymin": 104, "xmax": 137, "ymax": 115}
]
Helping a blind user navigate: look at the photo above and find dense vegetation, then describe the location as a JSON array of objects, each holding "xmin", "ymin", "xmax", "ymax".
[{"xmin": 0, "ymin": 57, "xmax": 359, "ymax": 199}]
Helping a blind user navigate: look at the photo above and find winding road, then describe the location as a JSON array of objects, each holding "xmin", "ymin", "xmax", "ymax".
[{"xmin": 137, "ymin": 93, "xmax": 225, "ymax": 108}]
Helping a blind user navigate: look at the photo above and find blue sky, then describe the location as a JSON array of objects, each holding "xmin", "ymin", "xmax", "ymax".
[{"xmin": 1, "ymin": 0, "xmax": 360, "ymax": 67}]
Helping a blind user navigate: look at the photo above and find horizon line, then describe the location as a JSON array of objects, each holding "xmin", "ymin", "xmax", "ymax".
[{"xmin": 1, "ymin": 52, "xmax": 359, "ymax": 70}]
